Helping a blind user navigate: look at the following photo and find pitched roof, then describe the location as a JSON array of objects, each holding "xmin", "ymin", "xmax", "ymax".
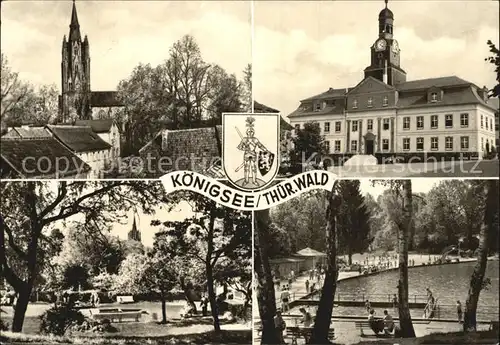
[
  {"xmin": 74, "ymin": 119, "xmax": 115, "ymax": 133},
  {"xmin": 91, "ymin": 91, "xmax": 124, "ymax": 107},
  {"xmin": 2, "ymin": 127, "xmax": 52, "ymax": 139},
  {"xmin": 254, "ymin": 101, "xmax": 293, "ymax": 130},
  {"xmin": 47, "ymin": 125, "xmax": 112, "ymax": 152},
  {"xmin": 295, "ymin": 247, "xmax": 327, "ymax": 257},
  {"xmin": 396, "ymin": 76, "xmax": 471, "ymax": 92},
  {"xmin": 301, "ymin": 87, "xmax": 352, "ymax": 102},
  {"xmin": 0, "ymin": 137, "xmax": 90, "ymax": 178}
]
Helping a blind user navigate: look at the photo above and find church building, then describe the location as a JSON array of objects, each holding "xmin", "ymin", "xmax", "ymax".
[
  {"xmin": 288, "ymin": 1, "xmax": 498, "ymax": 163},
  {"xmin": 128, "ymin": 217, "xmax": 142, "ymax": 243},
  {"xmin": 59, "ymin": 1, "xmax": 124, "ymax": 122}
]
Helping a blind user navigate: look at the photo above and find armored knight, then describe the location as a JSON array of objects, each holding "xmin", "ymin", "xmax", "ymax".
[{"xmin": 236, "ymin": 117, "xmax": 268, "ymax": 186}]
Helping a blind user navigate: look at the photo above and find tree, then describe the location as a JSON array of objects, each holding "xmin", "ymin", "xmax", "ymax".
[
  {"xmin": 254, "ymin": 209, "xmax": 281, "ymax": 345},
  {"xmin": 0, "ymin": 181, "xmax": 167, "ymax": 332},
  {"xmin": 336, "ymin": 180, "xmax": 372, "ymax": 265},
  {"xmin": 371, "ymin": 180, "xmax": 416, "ymax": 338},
  {"xmin": 463, "ymin": 180, "xmax": 499, "ymax": 332},
  {"xmin": 62, "ymin": 264, "xmax": 90, "ymax": 291},
  {"xmin": 290, "ymin": 121, "xmax": 325, "ymax": 166},
  {"xmin": 153, "ymin": 192, "xmax": 251, "ymax": 332},
  {"xmin": 309, "ymin": 182, "xmax": 340, "ymax": 344},
  {"xmin": 1, "ymin": 54, "xmax": 32, "ymax": 128},
  {"xmin": 206, "ymin": 65, "xmax": 243, "ymax": 122},
  {"xmin": 485, "ymin": 40, "xmax": 500, "ymax": 98},
  {"xmin": 242, "ymin": 64, "xmax": 252, "ymax": 112}
]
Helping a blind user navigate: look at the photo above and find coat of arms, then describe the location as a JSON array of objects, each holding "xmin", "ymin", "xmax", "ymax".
[{"xmin": 222, "ymin": 113, "xmax": 280, "ymax": 191}]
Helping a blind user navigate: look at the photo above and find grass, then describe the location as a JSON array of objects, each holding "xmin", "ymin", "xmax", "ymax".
[{"xmin": 0, "ymin": 329, "xmax": 251, "ymax": 345}]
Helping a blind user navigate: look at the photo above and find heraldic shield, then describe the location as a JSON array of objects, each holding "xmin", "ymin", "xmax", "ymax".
[{"xmin": 222, "ymin": 113, "xmax": 280, "ymax": 191}]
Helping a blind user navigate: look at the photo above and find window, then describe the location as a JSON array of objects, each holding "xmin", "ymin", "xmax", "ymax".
[
  {"xmin": 460, "ymin": 113, "xmax": 469, "ymax": 127},
  {"xmin": 324, "ymin": 122, "xmax": 330, "ymax": 133},
  {"xmin": 383, "ymin": 118, "xmax": 390, "ymax": 130},
  {"xmin": 430, "ymin": 92, "xmax": 438, "ymax": 102},
  {"xmin": 481, "ymin": 115, "xmax": 484, "ymax": 129},
  {"xmin": 382, "ymin": 139, "xmax": 389, "ymax": 151},
  {"xmin": 403, "ymin": 117, "xmax": 410, "ymax": 130},
  {"xmin": 367, "ymin": 97, "xmax": 373, "ymax": 107},
  {"xmin": 334, "ymin": 140, "xmax": 341, "ymax": 152},
  {"xmin": 383, "ymin": 96, "xmax": 388, "ymax": 107},
  {"xmin": 445, "ymin": 137, "xmax": 453, "ymax": 150},
  {"xmin": 445, "ymin": 114, "xmax": 453, "ymax": 128},
  {"xmin": 460, "ymin": 136, "xmax": 469, "ymax": 150},
  {"xmin": 431, "ymin": 137, "xmax": 438, "ymax": 150},
  {"xmin": 416, "ymin": 137, "xmax": 424, "ymax": 151},
  {"xmin": 481, "ymin": 137, "xmax": 484, "ymax": 150},
  {"xmin": 431, "ymin": 115, "xmax": 438, "ymax": 129},
  {"xmin": 324, "ymin": 141, "xmax": 330, "ymax": 153},
  {"xmin": 353, "ymin": 99, "xmax": 358, "ymax": 109},
  {"xmin": 417, "ymin": 116, "xmax": 424, "ymax": 129},
  {"xmin": 352, "ymin": 121, "xmax": 358, "ymax": 132},
  {"xmin": 489, "ymin": 118, "xmax": 493, "ymax": 131},
  {"xmin": 335, "ymin": 121, "xmax": 341, "ymax": 132},
  {"xmin": 403, "ymin": 138, "xmax": 410, "ymax": 151},
  {"xmin": 315, "ymin": 103, "xmax": 321, "ymax": 111},
  {"xmin": 367, "ymin": 119, "xmax": 373, "ymax": 130},
  {"xmin": 351, "ymin": 140, "xmax": 358, "ymax": 152}
]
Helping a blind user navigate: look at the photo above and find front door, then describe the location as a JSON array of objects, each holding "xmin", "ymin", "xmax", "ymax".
[{"xmin": 365, "ymin": 139, "xmax": 374, "ymax": 155}]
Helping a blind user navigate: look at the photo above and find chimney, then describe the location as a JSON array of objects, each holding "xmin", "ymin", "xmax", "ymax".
[{"xmin": 383, "ymin": 59, "xmax": 388, "ymax": 84}]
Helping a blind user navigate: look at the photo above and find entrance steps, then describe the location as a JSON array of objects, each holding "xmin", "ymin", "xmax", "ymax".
[{"xmin": 344, "ymin": 154, "xmax": 378, "ymax": 166}]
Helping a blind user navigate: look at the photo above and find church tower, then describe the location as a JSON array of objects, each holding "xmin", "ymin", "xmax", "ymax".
[
  {"xmin": 60, "ymin": 0, "xmax": 91, "ymax": 122},
  {"xmin": 128, "ymin": 217, "xmax": 142, "ymax": 242},
  {"xmin": 364, "ymin": 0, "xmax": 407, "ymax": 86}
]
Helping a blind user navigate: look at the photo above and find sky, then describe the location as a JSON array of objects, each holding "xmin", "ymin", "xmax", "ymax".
[
  {"xmin": 1, "ymin": 0, "xmax": 251, "ymax": 92},
  {"xmin": 253, "ymin": 0, "xmax": 499, "ymax": 117}
]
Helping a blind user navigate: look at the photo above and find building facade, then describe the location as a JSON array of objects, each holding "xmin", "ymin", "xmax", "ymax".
[
  {"xmin": 288, "ymin": 2, "xmax": 497, "ymax": 162},
  {"xmin": 59, "ymin": 1, "xmax": 124, "ymax": 123}
]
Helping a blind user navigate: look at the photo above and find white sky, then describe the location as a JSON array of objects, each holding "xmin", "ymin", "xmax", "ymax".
[
  {"xmin": 1, "ymin": 1, "xmax": 251, "ymax": 92},
  {"xmin": 253, "ymin": 1, "xmax": 499, "ymax": 117}
]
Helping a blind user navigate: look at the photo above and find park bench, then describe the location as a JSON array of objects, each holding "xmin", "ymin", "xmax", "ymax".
[
  {"xmin": 286, "ymin": 326, "xmax": 335, "ymax": 345},
  {"xmin": 355, "ymin": 319, "xmax": 430, "ymax": 336},
  {"xmin": 90, "ymin": 310, "xmax": 142, "ymax": 323},
  {"xmin": 116, "ymin": 295, "xmax": 134, "ymax": 304}
]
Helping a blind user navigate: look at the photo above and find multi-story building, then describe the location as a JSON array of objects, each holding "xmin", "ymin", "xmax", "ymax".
[{"xmin": 288, "ymin": 1, "xmax": 497, "ymax": 163}]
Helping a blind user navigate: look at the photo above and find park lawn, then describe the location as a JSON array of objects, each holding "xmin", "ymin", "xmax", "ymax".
[{"xmin": 353, "ymin": 330, "xmax": 499, "ymax": 345}]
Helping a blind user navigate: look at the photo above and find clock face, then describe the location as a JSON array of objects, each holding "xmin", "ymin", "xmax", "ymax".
[
  {"xmin": 375, "ymin": 39, "xmax": 387, "ymax": 51},
  {"xmin": 392, "ymin": 40, "xmax": 399, "ymax": 53}
]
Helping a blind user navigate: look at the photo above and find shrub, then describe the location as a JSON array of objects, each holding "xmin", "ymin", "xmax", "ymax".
[
  {"xmin": 39, "ymin": 303, "xmax": 85, "ymax": 336},
  {"xmin": 0, "ymin": 318, "xmax": 9, "ymax": 331}
]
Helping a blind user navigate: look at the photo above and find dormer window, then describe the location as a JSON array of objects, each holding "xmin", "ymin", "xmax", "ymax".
[
  {"xmin": 353, "ymin": 99, "xmax": 358, "ymax": 109},
  {"xmin": 383, "ymin": 96, "xmax": 388, "ymax": 107},
  {"xmin": 367, "ymin": 97, "xmax": 373, "ymax": 107},
  {"xmin": 314, "ymin": 103, "xmax": 321, "ymax": 112},
  {"xmin": 430, "ymin": 92, "xmax": 438, "ymax": 103},
  {"xmin": 322, "ymin": 101, "xmax": 327, "ymax": 109}
]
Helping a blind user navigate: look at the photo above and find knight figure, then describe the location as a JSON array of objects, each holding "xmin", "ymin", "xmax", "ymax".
[{"xmin": 236, "ymin": 117, "xmax": 269, "ymax": 186}]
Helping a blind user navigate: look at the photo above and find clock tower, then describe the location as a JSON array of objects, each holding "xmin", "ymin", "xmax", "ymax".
[
  {"xmin": 60, "ymin": 0, "xmax": 91, "ymax": 122},
  {"xmin": 364, "ymin": 0, "xmax": 407, "ymax": 86}
]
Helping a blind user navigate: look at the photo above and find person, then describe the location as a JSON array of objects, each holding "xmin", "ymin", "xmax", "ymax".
[
  {"xmin": 274, "ymin": 309, "xmax": 286, "ymax": 344},
  {"xmin": 383, "ymin": 310, "xmax": 395, "ymax": 335},
  {"xmin": 426, "ymin": 287, "xmax": 432, "ymax": 300},
  {"xmin": 456, "ymin": 301, "xmax": 463, "ymax": 323},
  {"xmin": 392, "ymin": 294, "xmax": 398, "ymax": 309},
  {"xmin": 305, "ymin": 280, "xmax": 309, "ymax": 293},
  {"xmin": 299, "ymin": 307, "xmax": 313, "ymax": 327},
  {"xmin": 368, "ymin": 309, "xmax": 384, "ymax": 334},
  {"xmin": 280, "ymin": 286, "xmax": 290, "ymax": 313},
  {"xmin": 290, "ymin": 269, "xmax": 295, "ymax": 282},
  {"xmin": 310, "ymin": 283, "xmax": 316, "ymax": 293},
  {"xmin": 365, "ymin": 300, "xmax": 371, "ymax": 312},
  {"xmin": 200, "ymin": 294, "xmax": 209, "ymax": 316}
]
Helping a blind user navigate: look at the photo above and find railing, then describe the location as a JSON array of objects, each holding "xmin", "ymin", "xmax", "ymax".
[{"xmin": 335, "ymin": 293, "xmax": 428, "ymax": 304}]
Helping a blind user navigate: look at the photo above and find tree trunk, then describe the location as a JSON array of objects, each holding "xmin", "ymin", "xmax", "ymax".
[
  {"xmin": 463, "ymin": 180, "xmax": 497, "ymax": 332},
  {"xmin": 180, "ymin": 278, "xmax": 197, "ymax": 313},
  {"xmin": 347, "ymin": 249, "xmax": 352, "ymax": 266},
  {"xmin": 206, "ymin": 205, "xmax": 221, "ymax": 332},
  {"xmin": 309, "ymin": 188, "xmax": 340, "ymax": 345},
  {"xmin": 160, "ymin": 294, "xmax": 167, "ymax": 324},
  {"xmin": 11, "ymin": 285, "xmax": 31, "ymax": 332},
  {"xmin": 398, "ymin": 180, "xmax": 416, "ymax": 338},
  {"xmin": 254, "ymin": 209, "xmax": 281, "ymax": 345}
]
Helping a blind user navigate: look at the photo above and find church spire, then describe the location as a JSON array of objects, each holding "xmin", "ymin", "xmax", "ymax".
[
  {"xmin": 128, "ymin": 216, "xmax": 142, "ymax": 242},
  {"xmin": 69, "ymin": 0, "xmax": 81, "ymax": 42}
]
